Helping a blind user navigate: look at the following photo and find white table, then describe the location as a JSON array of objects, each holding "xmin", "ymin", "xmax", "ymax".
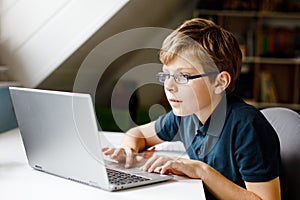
[{"xmin": 0, "ymin": 129, "xmax": 206, "ymax": 200}]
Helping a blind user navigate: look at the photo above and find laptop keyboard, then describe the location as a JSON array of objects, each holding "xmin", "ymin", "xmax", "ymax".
[{"xmin": 106, "ymin": 168, "xmax": 151, "ymax": 185}]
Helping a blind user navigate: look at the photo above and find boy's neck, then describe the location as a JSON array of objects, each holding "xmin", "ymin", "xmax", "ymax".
[{"xmin": 195, "ymin": 94, "xmax": 222, "ymax": 124}]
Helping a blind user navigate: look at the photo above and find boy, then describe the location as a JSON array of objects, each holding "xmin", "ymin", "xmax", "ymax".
[{"xmin": 103, "ymin": 18, "xmax": 283, "ymax": 199}]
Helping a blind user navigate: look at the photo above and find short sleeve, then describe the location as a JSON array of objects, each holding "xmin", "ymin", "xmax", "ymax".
[
  {"xmin": 234, "ymin": 112, "xmax": 281, "ymax": 182},
  {"xmin": 155, "ymin": 111, "xmax": 181, "ymax": 141}
]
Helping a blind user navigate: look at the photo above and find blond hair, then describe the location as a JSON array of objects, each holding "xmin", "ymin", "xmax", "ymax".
[{"xmin": 160, "ymin": 18, "xmax": 242, "ymax": 93}]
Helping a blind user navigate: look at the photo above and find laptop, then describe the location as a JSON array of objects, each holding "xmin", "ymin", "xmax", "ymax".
[{"xmin": 9, "ymin": 87, "xmax": 172, "ymax": 191}]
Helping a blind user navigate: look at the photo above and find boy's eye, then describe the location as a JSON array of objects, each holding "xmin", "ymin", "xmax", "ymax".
[
  {"xmin": 156, "ymin": 72, "xmax": 170, "ymax": 83},
  {"xmin": 180, "ymin": 74, "xmax": 189, "ymax": 78},
  {"xmin": 175, "ymin": 74, "xmax": 189, "ymax": 83}
]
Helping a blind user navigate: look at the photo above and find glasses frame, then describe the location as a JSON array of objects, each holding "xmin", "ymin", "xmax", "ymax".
[{"xmin": 156, "ymin": 71, "xmax": 218, "ymax": 84}]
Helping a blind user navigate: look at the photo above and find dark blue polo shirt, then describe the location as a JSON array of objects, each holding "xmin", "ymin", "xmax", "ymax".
[{"xmin": 155, "ymin": 94, "xmax": 284, "ymax": 199}]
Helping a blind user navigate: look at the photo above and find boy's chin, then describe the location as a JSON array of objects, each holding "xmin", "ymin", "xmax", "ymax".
[{"xmin": 172, "ymin": 109, "xmax": 193, "ymax": 117}]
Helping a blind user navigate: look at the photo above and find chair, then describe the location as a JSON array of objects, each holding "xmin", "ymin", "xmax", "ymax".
[{"xmin": 261, "ymin": 107, "xmax": 300, "ymax": 199}]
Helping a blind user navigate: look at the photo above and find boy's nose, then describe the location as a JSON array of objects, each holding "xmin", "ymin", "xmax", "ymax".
[{"xmin": 164, "ymin": 78, "xmax": 177, "ymax": 93}]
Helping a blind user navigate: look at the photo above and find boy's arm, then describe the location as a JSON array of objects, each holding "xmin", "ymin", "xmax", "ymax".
[
  {"xmin": 155, "ymin": 158, "xmax": 280, "ymax": 199},
  {"xmin": 121, "ymin": 121, "xmax": 164, "ymax": 152},
  {"xmin": 103, "ymin": 121, "xmax": 164, "ymax": 168},
  {"xmin": 202, "ymin": 163, "xmax": 280, "ymax": 200}
]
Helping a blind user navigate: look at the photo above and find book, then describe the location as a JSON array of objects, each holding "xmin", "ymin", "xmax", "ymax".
[{"xmin": 260, "ymin": 71, "xmax": 278, "ymax": 103}]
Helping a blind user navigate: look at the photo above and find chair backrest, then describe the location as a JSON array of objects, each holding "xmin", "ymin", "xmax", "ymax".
[{"xmin": 261, "ymin": 107, "xmax": 300, "ymax": 199}]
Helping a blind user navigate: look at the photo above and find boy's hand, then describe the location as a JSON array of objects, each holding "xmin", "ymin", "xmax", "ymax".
[
  {"xmin": 141, "ymin": 155, "xmax": 202, "ymax": 179},
  {"xmin": 102, "ymin": 147, "xmax": 136, "ymax": 168},
  {"xmin": 102, "ymin": 147, "xmax": 155, "ymax": 168},
  {"xmin": 140, "ymin": 155, "xmax": 180, "ymax": 174}
]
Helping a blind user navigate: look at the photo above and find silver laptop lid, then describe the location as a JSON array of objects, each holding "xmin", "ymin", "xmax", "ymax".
[{"xmin": 9, "ymin": 87, "xmax": 110, "ymax": 190}]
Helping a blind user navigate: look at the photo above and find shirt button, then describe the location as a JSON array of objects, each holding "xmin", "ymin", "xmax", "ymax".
[
  {"xmin": 197, "ymin": 130, "xmax": 206, "ymax": 136},
  {"xmin": 197, "ymin": 149, "xmax": 201, "ymax": 156}
]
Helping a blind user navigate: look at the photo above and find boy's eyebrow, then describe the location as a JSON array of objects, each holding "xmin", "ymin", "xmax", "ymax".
[
  {"xmin": 162, "ymin": 65, "xmax": 195, "ymax": 72},
  {"xmin": 176, "ymin": 67, "xmax": 195, "ymax": 71}
]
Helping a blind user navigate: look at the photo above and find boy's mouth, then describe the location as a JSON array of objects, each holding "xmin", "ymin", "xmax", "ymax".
[{"xmin": 169, "ymin": 98, "xmax": 182, "ymax": 103}]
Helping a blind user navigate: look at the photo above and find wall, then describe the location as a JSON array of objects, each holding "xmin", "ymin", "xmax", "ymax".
[
  {"xmin": 38, "ymin": 0, "xmax": 195, "ymax": 107},
  {"xmin": 1, "ymin": 0, "xmax": 195, "ymax": 131},
  {"xmin": 1, "ymin": 0, "xmax": 195, "ymax": 107},
  {"xmin": 0, "ymin": 0, "xmax": 129, "ymax": 86}
]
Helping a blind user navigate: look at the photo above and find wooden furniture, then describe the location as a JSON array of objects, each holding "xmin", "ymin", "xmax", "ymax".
[{"xmin": 194, "ymin": 4, "xmax": 300, "ymax": 111}]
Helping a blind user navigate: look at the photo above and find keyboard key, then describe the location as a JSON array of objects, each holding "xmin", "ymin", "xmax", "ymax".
[{"xmin": 106, "ymin": 168, "xmax": 150, "ymax": 185}]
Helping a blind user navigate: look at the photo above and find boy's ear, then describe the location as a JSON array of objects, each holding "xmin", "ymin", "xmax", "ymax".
[{"xmin": 214, "ymin": 71, "xmax": 231, "ymax": 94}]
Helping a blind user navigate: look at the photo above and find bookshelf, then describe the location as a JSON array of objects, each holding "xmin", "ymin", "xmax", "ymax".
[{"xmin": 194, "ymin": 3, "xmax": 300, "ymax": 111}]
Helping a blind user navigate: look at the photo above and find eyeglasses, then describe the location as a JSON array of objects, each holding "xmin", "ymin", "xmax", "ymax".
[{"xmin": 156, "ymin": 71, "xmax": 218, "ymax": 84}]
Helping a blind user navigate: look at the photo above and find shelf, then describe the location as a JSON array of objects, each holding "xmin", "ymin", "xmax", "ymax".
[
  {"xmin": 194, "ymin": 9, "xmax": 257, "ymax": 17},
  {"xmin": 194, "ymin": 9, "xmax": 300, "ymax": 19},
  {"xmin": 243, "ymin": 57, "xmax": 300, "ymax": 65},
  {"xmin": 195, "ymin": 8, "xmax": 300, "ymax": 106}
]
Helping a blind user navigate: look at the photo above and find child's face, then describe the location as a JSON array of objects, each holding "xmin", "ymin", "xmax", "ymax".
[{"xmin": 162, "ymin": 56, "xmax": 215, "ymax": 117}]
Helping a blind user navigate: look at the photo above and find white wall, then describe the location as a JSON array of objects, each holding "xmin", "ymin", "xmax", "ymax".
[
  {"xmin": 1, "ymin": 0, "xmax": 129, "ymax": 87},
  {"xmin": 1, "ymin": 0, "xmax": 195, "ymax": 107}
]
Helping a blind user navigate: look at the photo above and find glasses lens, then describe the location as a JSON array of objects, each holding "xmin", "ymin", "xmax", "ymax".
[
  {"xmin": 156, "ymin": 73, "xmax": 168, "ymax": 83},
  {"xmin": 174, "ymin": 74, "xmax": 188, "ymax": 84}
]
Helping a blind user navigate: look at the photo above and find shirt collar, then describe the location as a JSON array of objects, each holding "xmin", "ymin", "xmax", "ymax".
[{"xmin": 195, "ymin": 93, "xmax": 228, "ymax": 137}]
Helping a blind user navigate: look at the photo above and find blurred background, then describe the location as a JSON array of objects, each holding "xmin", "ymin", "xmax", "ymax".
[{"xmin": 0, "ymin": 0, "xmax": 299, "ymax": 133}]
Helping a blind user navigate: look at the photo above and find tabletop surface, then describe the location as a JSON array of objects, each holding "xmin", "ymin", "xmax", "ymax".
[{"xmin": 0, "ymin": 129, "xmax": 206, "ymax": 200}]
